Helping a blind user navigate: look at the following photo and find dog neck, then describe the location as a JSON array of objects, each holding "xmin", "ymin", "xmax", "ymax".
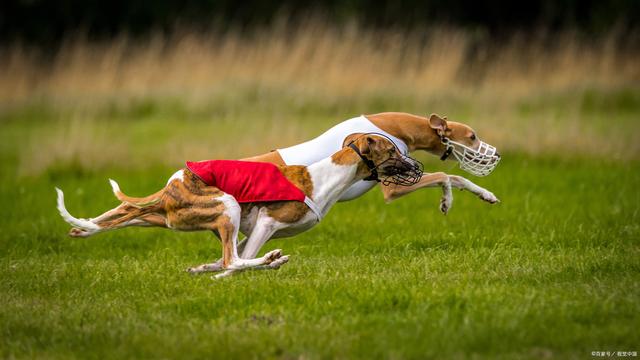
[{"xmin": 306, "ymin": 148, "xmax": 368, "ymax": 214}]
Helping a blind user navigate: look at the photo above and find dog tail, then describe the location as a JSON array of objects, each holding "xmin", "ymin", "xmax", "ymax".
[
  {"xmin": 55, "ymin": 187, "xmax": 101, "ymax": 231},
  {"xmin": 109, "ymin": 179, "xmax": 162, "ymax": 208},
  {"xmin": 56, "ymin": 187, "xmax": 157, "ymax": 233}
]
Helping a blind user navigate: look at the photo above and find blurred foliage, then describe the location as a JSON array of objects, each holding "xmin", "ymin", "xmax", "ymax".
[{"xmin": 2, "ymin": 0, "xmax": 639, "ymax": 45}]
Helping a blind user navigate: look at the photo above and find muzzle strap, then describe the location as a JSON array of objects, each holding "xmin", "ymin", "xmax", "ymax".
[
  {"xmin": 440, "ymin": 147, "xmax": 453, "ymax": 161},
  {"xmin": 348, "ymin": 143, "xmax": 380, "ymax": 182},
  {"xmin": 439, "ymin": 136, "xmax": 454, "ymax": 161}
]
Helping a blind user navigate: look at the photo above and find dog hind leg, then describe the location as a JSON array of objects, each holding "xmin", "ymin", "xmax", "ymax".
[
  {"xmin": 186, "ymin": 235, "xmax": 248, "ymax": 274},
  {"xmin": 214, "ymin": 211, "xmax": 287, "ymax": 278},
  {"xmin": 214, "ymin": 196, "xmax": 283, "ymax": 273},
  {"xmin": 178, "ymin": 194, "xmax": 281, "ymax": 277},
  {"xmin": 56, "ymin": 188, "xmax": 166, "ymax": 237}
]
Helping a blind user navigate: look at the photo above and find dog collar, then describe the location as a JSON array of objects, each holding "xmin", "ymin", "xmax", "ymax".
[{"xmin": 348, "ymin": 143, "xmax": 380, "ymax": 182}]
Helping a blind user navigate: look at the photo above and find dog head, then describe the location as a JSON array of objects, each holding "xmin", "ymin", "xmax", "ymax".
[
  {"xmin": 349, "ymin": 134, "xmax": 423, "ymax": 185},
  {"xmin": 428, "ymin": 114, "xmax": 501, "ymax": 177}
]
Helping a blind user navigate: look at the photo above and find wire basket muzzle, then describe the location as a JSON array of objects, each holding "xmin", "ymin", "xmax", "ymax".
[
  {"xmin": 380, "ymin": 153, "xmax": 424, "ymax": 186},
  {"xmin": 449, "ymin": 140, "xmax": 500, "ymax": 177}
]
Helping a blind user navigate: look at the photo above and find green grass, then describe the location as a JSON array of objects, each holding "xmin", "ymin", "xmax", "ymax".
[
  {"xmin": 1, "ymin": 84, "xmax": 639, "ymax": 358},
  {"xmin": 1, "ymin": 152, "xmax": 639, "ymax": 358}
]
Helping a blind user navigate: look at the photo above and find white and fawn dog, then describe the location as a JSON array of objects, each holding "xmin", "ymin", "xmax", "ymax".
[{"xmin": 56, "ymin": 135, "xmax": 417, "ymax": 278}]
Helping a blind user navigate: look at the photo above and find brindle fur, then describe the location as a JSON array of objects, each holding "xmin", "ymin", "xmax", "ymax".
[{"xmin": 62, "ymin": 136, "xmax": 412, "ymax": 274}]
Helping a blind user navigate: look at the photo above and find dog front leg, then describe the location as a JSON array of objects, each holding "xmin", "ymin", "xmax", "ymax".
[
  {"xmin": 447, "ymin": 175, "xmax": 499, "ymax": 204},
  {"xmin": 240, "ymin": 215, "xmax": 278, "ymax": 260},
  {"xmin": 215, "ymin": 255, "xmax": 290, "ymax": 278},
  {"xmin": 381, "ymin": 172, "xmax": 499, "ymax": 213},
  {"xmin": 382, "ymin": 172, "xmax": 453, "ymax": 213}
]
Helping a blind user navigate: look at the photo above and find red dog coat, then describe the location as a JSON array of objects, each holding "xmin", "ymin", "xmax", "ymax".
[{"xmin": 186, "ymin": 160, "xmax": 306, "ymax": 203}]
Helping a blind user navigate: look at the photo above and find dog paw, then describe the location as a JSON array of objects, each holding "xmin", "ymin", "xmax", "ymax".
[
  {"xmin": 268, "ymin": 255, "xmax": 289, "ymax": 270},
  {"xmin": 186, "ymin": 266, "xmax": 205, "ymax": 274},
  {"xmin": 69, "ymin": 228, "xmax": 90, "ymax": 237},
  {"xmin": 479, "ymin": 191, "xmax": 500, "ymax": 204},
  {"xmin": 264, "ymin": 249, "xmax": 283, "ymax": 264},
  {"xmin": 440, "ymin": 195, "xmax": 453, "ymax": 215},
  {"xmin": 213, "ymin": 270, "xmax": 234, "ymax": 279},
  {"xmin": 187, "ymin": 262, "xmax": 223, "ymax": 274}
]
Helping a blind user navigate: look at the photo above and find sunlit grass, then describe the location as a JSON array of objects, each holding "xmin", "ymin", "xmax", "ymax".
[
  {"xmin": 0, "ymin": 21, "xmax": 639, "ymax": 358},
  {"xmin": 0, "ymin": 154, "xmax": 638, "ymax": 358}
]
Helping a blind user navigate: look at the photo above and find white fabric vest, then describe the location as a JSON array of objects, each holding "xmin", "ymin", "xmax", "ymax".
[{"xmin": 277, "ymin": 115, "xmax": 408, "ymax": 201}]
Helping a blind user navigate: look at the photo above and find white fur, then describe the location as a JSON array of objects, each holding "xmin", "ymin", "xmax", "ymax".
[
  {"xmin": 167, "ymin": 169, "xmax": 184, "ymax": 185},
  {"xmin": 57, "ymin": 184, "xmax": 159, "ymax": 237},
  {"xmin": 55, "ymin": 188, "xmax": 101, "ymax": 231},
  {"xmin": 449, "ymin": 175, "xmax": 499, "ymax": 203},
  {"xmin": 440, "ymin": 178, "xmax": 453, "ymax": 214},
  {"xmin": 307, "ymin": 158, "xmax": 359, "ymax": 215},
  {"xmin": 211, "ymin": 155, "xmax": 363, "ymax": 278},
  {"xmin": 217, "ymin": 193, "xmax": 242, "ymax": 260},
  {"xmin": 209, "ymin": 193, "xmax": 284, "ymax": 276},
  {"xmin": 58, "ymin": 142, "xmax": 389, "ymax": 279},
  {"xmin": 248, "ymin": 157, "xmax": 359, "ymax": 241},
  {"xmin": 108, "ymin": 179, "xmax": 121, "ymax": 195},
  {"xmin": 277, "ymin": 115, "xmax": 408, "ymax": 201}
]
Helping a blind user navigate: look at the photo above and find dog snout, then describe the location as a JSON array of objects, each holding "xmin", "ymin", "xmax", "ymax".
[
  {"xmin": 398, "ymin": 160, "xmax": 411, "ymax": 171},
  {"xmin": 398, "ymin": 158, "xmax": 417, "ymax": 172},
  {"xmin": 382, "ymin": 160, "xmax": 410, "ymax": 175},
  {"xmin": 383, "ymin": 164, "xmax": 402, "ymax": 175}
]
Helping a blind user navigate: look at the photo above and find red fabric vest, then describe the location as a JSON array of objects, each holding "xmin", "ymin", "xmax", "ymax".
[{"xmin": 185, "ymin": 160, "xmax": 306, "ymax": 203}]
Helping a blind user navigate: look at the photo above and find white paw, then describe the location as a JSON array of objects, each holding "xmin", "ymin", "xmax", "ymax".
[
  {"xmin": 186, "ymin": 262, "xmax": 223, "ymax": 274},
  {"xmin": 440, "ymin": 194, "xmax": 453, "ymax": 215},
  {"xmin": 213, "ymin": 270, "xmax": 234, "ymax": 279},
  {"xmin": 268, "ymin": 255, "xmax": 289, "ymax": 269},
  {"xmin": 69, "ymin": 228, "xmax": 92, "ymax": 237},
  {"xmin": 264, "ymin": 249, "xmax": 283, "ymax": 264},
  {"xmin": 479, "ymin": 191, "xmax": 500, "ymax": 204}
]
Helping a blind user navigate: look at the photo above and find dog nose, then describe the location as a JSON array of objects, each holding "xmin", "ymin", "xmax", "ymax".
[{"xmin": 495, "ymin": 151, "xmax": 501, "ymax": 158}]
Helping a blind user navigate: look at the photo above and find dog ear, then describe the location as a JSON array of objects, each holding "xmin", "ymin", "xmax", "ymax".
[
  {"xmin": 343, "ymin": 133, "xmax": 363, "ymax": 147},
  {"xmin": 359, "ymin": 135, "xmax": 377, "ymax": 155},
  {"xmin": 429, "ymin": 114, "xmax": 449, "ymax": 136}
]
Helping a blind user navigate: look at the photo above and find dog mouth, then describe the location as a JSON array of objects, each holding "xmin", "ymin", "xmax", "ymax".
[
  {"xmin": 379, "ymin": 155, "xmax": 424, "ymax": 186},
  {"xmin": 447, "ymin": 139, "xmax": 501, "ymax": 177}
]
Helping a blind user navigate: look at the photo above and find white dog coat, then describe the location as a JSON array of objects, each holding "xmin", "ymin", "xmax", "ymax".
[{"xmin": 277, "ymin": 115, "xmax": 409, "ymax": 200}]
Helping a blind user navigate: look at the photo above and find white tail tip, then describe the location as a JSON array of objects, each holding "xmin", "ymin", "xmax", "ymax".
[
  {"xmin": 109, "ymin": 179, "xmax": 121, "ymax": 195},
  {"xmin": 55, "ymin": 187, "xmax": 100, "ymax": 231}
]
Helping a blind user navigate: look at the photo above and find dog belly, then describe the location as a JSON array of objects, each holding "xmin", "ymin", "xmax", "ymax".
[
  {"xmin": 271, "ymin": 219, "xmax": 316, "ymax": 238},
  {"xmin": 338, "ymin": 180, "xmax": 377, "ymax": 201},
  {"xmin": 239, "ymin": 206, "xmax": 260, "ymax": 235},
  {"xmin": 240, "ymin": 209, "xmax": 317, "ymax": 239}
]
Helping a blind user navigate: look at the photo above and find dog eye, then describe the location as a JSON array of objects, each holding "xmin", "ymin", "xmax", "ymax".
[{"xmin": 470, "ymin": 134, "xmax": 476, "ymax": 141}]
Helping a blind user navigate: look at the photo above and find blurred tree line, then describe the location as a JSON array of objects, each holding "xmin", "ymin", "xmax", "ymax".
[{"xmin": 1, "ymin": 0, "xmax": 639, "ymax": 44}]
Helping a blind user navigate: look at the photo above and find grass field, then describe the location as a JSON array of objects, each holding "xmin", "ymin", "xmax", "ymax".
[
  {"xmin": 1, "ymin": 119, "xmax": 639, "ymax": 358},
  {"xmin": 1, "ymin": 25, "xmax": 639, "ymax": 358}
]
